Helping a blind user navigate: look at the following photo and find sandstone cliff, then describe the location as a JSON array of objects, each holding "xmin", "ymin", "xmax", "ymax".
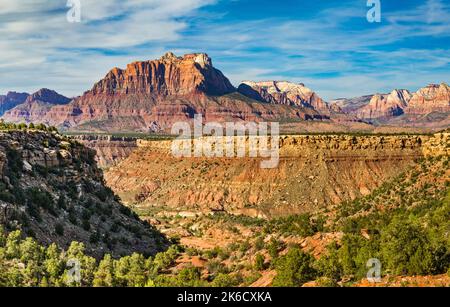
[
  {"xmin": 356, "ymin": 89, "xmax": 411, "ymax": 119},
  {"xmin": 331, "ymin": 83, "xmax": 450, "ymax": 120},
  {"xmin": 71, "ymin": 135, "xmax": 138, "ymax": 168},
  {"xmin": 104, "ymin": 133, "xmax": 448, "ymax": 218},
  {"xmin": 91, "ymin": 52, "xmax": 235, "ymax": 96},
  {"xmin": 330, "ymin": 95, "xmax": 373, "ymax": 113},
  {"xmin": 406, "ymin": 83, "xmax": 450, "ymax": 114},
  {"xmin": 38, "ymin": 54, "xmax": 322, "ymax": 132}
]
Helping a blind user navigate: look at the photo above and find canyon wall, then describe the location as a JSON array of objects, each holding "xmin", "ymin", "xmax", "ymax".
[
  {"xmin": 104, "ymin": 132, "xmax": 449, "ymax": 218},
  {"xmin": 71, "ymin": 135, "xmax": 138, "ymax": 168}
]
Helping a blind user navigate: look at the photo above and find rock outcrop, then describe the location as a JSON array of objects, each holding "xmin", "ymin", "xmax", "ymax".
[
  {"xmin": 90, "ymin": 52, "xmax": 235, "ymax": 96},
  {"xmin": 71, "ymin": 135, "xmax": 138, "ymax": 168},
  {"xmin": 332, "ymin": 83, "xmax": 450, "ymax": 120},
  {"xmin": 0, "ymin": 129, "xmax": 167, "ymax": 258},
  {"xmin": 2, "ymin": 89, "xmax": 71, "ymax": 124},
  {"xmin": 356, "ymin": 89, "xmax": 411, "ymax": 119},
  {"xmin": 238, "ymin": 81, "xmax": 330, "ymax": 114},
  {"xmin": 330, "ymin": 95, "xmax": 373, "ymax": 114},
  {"xmin": 406, "ymin": 83, "xmax": 450, "ymax": 114}
]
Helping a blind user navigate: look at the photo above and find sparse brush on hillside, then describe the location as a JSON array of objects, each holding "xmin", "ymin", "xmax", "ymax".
[
  {"xmin": 0, "ymin": 128, "xmax": 168, "ymax": 258},
  {"xmin": 311, "ymin": 156, "xmax": 450, "ymax": 285},
  {"xmin": 200, "ymin": 155, "xmax": 449, "ymax": 287}
]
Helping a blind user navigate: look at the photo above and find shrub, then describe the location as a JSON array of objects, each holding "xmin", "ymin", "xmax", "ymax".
[
  {"xmin": 82, "ymin": 219, "xmax": 91, "ymax": 231},
  {"xmin": 380, "ymin": 217, "xmax": 435, "ymax": 276},
  {"xmin": 267, "ymin": 238, "xmax": 283, "ymax": 260},
  {"xmin": 212, "ymin": 273, "xmax": 241, "ymax": 287},
  {"xmin": 176, "ymin": 267, "xmax": 203, "ymax": 287},
  {"xmin": 55, "ymin": 223, "xmax": 64, "ymax": 236},
  {"xmin": 254, "ymin": 236, "xmax": 265, "ymax": 251},
  {"xmin": 254, "ymin": 254, "xmax": 265, "ymax": 271},
  {"xmin": 89, "ymin": 232, "xmax": 100, "ymax": 244},
  {"xmin": 206, "ymin": 260, "xmax": 228, "ymax": 275},
  {"xmin": 272, "ymin": 247, "xmax": 317, "ymax": 287},
  {"xmin": 26, "ymin": 188, "xmax": 55, "ymax": 214}
]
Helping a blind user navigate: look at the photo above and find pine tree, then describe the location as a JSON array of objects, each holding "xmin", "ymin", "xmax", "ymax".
[
  {"xmin": 93, "ymin": 254, "xmax": 115, "ymax": 287},
  {"xmin": 273, "ymin": 247, "xmax": 317, "ymax": 287}
]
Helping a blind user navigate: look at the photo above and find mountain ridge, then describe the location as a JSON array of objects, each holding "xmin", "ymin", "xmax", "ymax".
[
  {"xmin": 330, "ymin": 83, "xmax": 450, "ymax": 120},
  {"xmin": 2, "ymin": 88, "xmax": 71, "ymax": 124},
  {"xmin": 1, "ymin": 53, "xmax": 448, "ymax": 132}
]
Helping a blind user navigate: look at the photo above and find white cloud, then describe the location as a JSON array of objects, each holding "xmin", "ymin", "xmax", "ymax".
[
  {"xmin": 0, "ymin": 0, "xmax": 216, "ymax": 95},
  {"xmin": 173, "ymin": 0, "xmax": 450, "ymax": 100},
  {"xmin": 0, "ymin": 0, "xmax": 449, "ymax": 101}
]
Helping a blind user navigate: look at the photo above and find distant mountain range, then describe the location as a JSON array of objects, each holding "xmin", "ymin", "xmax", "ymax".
[
  {"xmin": 2, "ymin": 89, "xmax": 71, "ymax": 124},
  {"xmin": 330, "ymin": 83, "xmax": 450, "ymax": 120},
  {"xmin": 0, "ymin": 91, "xmax": 29, "ymax": 116},
  {"xmin": 1, "ymin": 52, "xmax": 449, "ymax": 132}
]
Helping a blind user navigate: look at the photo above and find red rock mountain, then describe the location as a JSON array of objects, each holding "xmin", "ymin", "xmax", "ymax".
[
  {"xmin": 2, "ymin": 89, "xmax": 71, "ymax": 124},
  {"xmin": 39, "ymin": 53, "xmax": 321, "ymax": 132},
  {"xmin": 90, "ymin": 52, "xmax": 235, "ymax": 96}
]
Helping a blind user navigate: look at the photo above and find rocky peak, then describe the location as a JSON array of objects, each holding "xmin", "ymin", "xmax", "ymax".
[
  {"xmin": 192, "ymin": 53, "xmax": 212, "ymax": 68},
  {"xmin": 1, "ymin": 89, "xmax": 71, "ymax": 124},
  {"xmin": 0, "ymin": 92, "xmax": 30, "ymax": 116},
  {"xmin": 238, "ymin": 80, "xmax": 329, "ymax": 112},
  {"xmin": 389, "ymin": 89, "xmax": 412, "ymax": 104},
  {"xmin": 90, "ymin": 52, "xmax": 235, "ymax": 96},
  {"xmin": 329, "ymin": 95, "xmax": 374, "ymax": 113},
  {"xmin": 26, "ymin": 88, "xmax": 71, "ymax": 105},
  {"xmin": 406, "ymin": 82, "xmax": 450, "ymax": 114},
  {"xmin": 356, "ymin": 89, "xmax": 411, "ymax": 119},
  {"xmin": 2, "ymin": 91, "xmax": 29, "ymax": 102},
  {"xmin": 160, "ymin": 51, "xmax": 181, "ymax": 61}
]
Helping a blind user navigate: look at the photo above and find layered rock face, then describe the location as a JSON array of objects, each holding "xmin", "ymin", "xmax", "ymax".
[
  {"xmin": 332, "ymin": 83, "xmax": 450, "ymax": 120},
  {"xmin": 406, "ymin": 83, "xmax": 450, "ymax": 114},
  {"xmin": 43, "ymin": 92, "xmax": 319, "ymax": 132},
  {"xmin": 71, "ymin": 135, "xmax": 138, "ymax": 168},
  {"xmin": 356, "ymin": 89, "xmax": 411, "ymax": 119},
  {"xmin": 2, "ymin": 89, "xmax": 71, "ymax": 124},
  {"xmin": 90, "ymin": 52, "xmax": 235, "ymax": 96},
  {"xmin": 0, "ymin": 129, "xmax": 167, "ymax": 257},
  {"xmin": 238, "ymin": 81, "xmax": 330, "ymax": 113},
  {"xmin": 104, "ymin": 133, "xmax": 447, "ymax": 218},
  {"xmin": 0, "ymin": 92, "xmax": 29, "ymax": 116}
]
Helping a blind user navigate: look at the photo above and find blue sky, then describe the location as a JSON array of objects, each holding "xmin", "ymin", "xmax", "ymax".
[{"xmin": 0, "ymin": 0, "xmax": 449, "ymax": 100}]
